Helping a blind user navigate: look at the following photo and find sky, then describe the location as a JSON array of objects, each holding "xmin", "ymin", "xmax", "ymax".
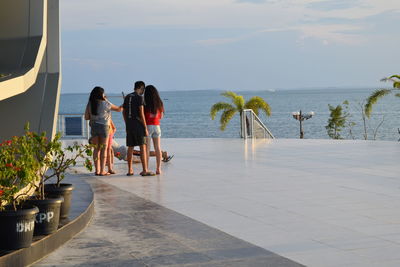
[{"xmin": 60, "ymin": 0, "xmax": 400, "ymax": 93}]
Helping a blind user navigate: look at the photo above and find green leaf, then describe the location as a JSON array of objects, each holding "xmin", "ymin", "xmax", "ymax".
[
  {"xmin": 219, "ymin": 108, "xmax": 237, "ymax": 131},
  {"xmin": 244, "ymin": 96, "xmax": 271, "ymax": 117},
  {"xmin": 210, "ymin": 102, "xmax": 234, "ymax": 120},
  {"xmin": 221, "ymin": 91, "xmax": 244, "ymax": 110},
  {"xmin": 388, "ymin": 74, "xmax": 400, "ymax": 80},
  {"xmin": 365, "ymin": 89, "xmax": 392, "ymax": 117}
]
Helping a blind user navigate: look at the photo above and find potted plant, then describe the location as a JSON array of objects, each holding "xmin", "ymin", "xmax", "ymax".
[
  {"xmin": 44, "ymin": 140, "xmax": 93, "ymax": 220},
  {"xmin": 27, "ymin": 130, "xmax": 64, "ymax": 236},
  {"xmin": 0, "ymin": 133, "xmax": 39, "ymax": 250}
]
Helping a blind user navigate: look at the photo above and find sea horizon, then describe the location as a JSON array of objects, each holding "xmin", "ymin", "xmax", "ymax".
[
  {"xmin": 60, "ymin": 86, "xmax": 389, "ymax": 96},
  {"xmin": 59, "ymin": 88, "xmax": 400, "ymax": 141}
]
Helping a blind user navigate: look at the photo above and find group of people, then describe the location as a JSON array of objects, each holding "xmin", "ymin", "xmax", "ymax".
[{"xmin": 85, "ymin": 81, "xmax": 168, "ymax": 177}]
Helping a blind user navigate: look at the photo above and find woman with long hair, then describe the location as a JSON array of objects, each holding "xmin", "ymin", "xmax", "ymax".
[
  {"xmin": 144, "ymin": 85, "xmax": 164, "ymax": 174},
  {"xmin": 85, "ymin": 86, "xmax": 122, "ymax": 175}
]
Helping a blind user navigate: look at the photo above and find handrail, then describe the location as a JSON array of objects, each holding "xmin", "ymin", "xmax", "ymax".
[{"xmin": 241, "ymin": 109, "xmax": 274, "ymax": 139}]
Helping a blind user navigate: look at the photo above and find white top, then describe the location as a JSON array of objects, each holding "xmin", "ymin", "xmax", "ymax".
[{"xmin": 89, "ymin": 99, "xmax": 112, "ymax": 125}]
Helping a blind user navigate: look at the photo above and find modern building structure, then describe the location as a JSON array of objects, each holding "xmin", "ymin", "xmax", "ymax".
[{"xmin": 0, "ymin": 0, "xmax": 61, "ymax": 140}]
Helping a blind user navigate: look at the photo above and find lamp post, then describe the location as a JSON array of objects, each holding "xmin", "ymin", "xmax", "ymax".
[{"xmin": 292, "ymin": 110, "xmax": 314, "ymax": 139}]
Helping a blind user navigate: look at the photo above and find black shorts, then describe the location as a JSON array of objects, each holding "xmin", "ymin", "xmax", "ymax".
[{"xmin": 126, "ymin": 130, "xmax": 146, "ymax": 147}]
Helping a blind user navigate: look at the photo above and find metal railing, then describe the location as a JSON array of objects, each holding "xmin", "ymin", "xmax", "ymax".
[
  {"xmin": 57, "ymin": 113, "xmax": 89, "ymax": 139},
  {"xmin": 241, "ymin": 109, "xmax": 274, "ymax": 139}
]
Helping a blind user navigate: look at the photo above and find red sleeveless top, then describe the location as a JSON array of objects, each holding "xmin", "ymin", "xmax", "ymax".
[{"xmin": 144, "ymin": 109, "xmax": 162, "ymax": 125}]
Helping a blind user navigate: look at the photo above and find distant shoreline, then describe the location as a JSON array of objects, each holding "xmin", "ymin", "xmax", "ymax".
[{"xmin": 60, "ymin": 86, "xmax": 385, "ymax": 96}]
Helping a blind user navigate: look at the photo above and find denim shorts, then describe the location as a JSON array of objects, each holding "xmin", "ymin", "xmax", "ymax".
[
  {"xmin": 147, "ymin": 125, "xmax": 161, "ymax": 138},
  {"xmin": 90, "ymin": 122, "xmax": 109, "ymax": 138}
]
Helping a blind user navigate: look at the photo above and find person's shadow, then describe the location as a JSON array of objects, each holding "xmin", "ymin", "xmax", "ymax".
[{"xmin": 398, "ymin": 128, "xmax": 400, "ymax": 142}]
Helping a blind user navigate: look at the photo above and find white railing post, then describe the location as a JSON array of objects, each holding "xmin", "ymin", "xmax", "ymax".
[{"xmin": 241, "ymin": 109, "xmax": 274, "ymax": 139}]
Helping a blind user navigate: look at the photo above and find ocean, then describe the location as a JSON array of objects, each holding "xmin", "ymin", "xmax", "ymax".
[{"xmin": 59, "ymin": 88, "xmax": 400, "ymax": 141}]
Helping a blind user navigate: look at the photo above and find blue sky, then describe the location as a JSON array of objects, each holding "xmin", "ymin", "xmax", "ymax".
[{"xmin": 60, "ymin": 0, "xmax": 400, "ymax": 93}]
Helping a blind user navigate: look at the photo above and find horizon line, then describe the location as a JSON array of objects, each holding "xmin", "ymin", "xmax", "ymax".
[{"xmin": 60, "ymin": 86, "xmax": 384, "ymax": 95}]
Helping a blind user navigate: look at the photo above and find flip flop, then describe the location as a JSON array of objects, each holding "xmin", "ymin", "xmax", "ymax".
[
  {"xmin": 99, "ymin": 173, "xmax": 110, "ymax": 176},
  {"xmin": 140, "ymin": 172, "xmax": 156, "ymax": 177},
  {"xmin": 162, "ymin": 155, "xmax": 174, "ymax": 162},
  {"xmin": 126, "ymin": 173, "xmax": 134, "ymax": 176},
  {"xmin": 108, "ymin": 170, "xmax": 116, "ymax": 174},
  {"xmin": 95, "ymin": 172, "xmax": 100, "ymax": 176}
]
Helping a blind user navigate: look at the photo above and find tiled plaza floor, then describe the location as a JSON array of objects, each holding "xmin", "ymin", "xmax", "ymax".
[
  {"xmin": 39, "ymin": 138, "xmax": 400, "ymax": 266},
  {"xmin": 35, "ymin": 175, "xmax": 302, "ymax": 266}
]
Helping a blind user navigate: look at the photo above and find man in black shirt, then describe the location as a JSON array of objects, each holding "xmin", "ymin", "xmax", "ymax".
[{"xmin": 123, "ymin": 81, "xmax": 154, "ymax": 176}]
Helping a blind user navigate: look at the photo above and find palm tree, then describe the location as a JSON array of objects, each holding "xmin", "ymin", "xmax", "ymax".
[
  {"xmin": 210, "ymin": 91, "xmax": 271, "ymax": 131},
  {"xmin": 365, "ymin": 74, "xmax": 400, "ymax": 117}
]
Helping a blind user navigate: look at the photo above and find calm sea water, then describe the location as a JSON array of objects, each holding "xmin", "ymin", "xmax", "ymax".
[{"xmin": 59, "ymin": 88, "xmax": 400, "ymax": 141}]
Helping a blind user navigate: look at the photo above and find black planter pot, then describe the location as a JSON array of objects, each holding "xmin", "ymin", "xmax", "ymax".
[
  {"xmin": 28, "ymin": 197, "xmax": 63, "ymax": 235},
  {"xmin": 44, "ymin": 183, "xmax": 74, "ymax": 219},
  {"xmin": 0, "ymin": 205, "xmax": 39, "ymax": 250}
]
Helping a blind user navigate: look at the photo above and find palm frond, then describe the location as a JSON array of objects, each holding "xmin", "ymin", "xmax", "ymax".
[
  {"xmin": 210, "ymin": 102, "xmax": 234, "ymax": 120},
  {"xmin": 388, "ymin": 74, "xmax": 400, "ymax": 80},
  {"xmin": 221, "ymin": 91, "xmax": 238, "ymax": 100},
  {"xmin": 244, "ymin": 96, "xmax": 271, "ymax": 117},
  {"xmin": 219, "ymin": 108, "xmax": 237, "ymax": 131},
  {"xmin": 381, "ymin": 75, "xmax": 400, "ymax": 87},
  {"xmin": 221, "ymin": 91, "xmax": 244, "ymax": 110},
  {"xmin": 365, "ymin": 89, "xmax": 392, "ymax": 117}
]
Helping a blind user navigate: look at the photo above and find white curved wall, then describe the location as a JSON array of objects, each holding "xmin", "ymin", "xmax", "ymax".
[{"xmin": 0, "ymin": 0, "xmax": 61, "ymax": 139}]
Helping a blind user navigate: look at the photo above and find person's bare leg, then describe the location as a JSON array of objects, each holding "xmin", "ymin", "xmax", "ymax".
[
  {"xmin": 153, "ymin": 137, "xmax": 162, "ymax": 174},
  {"xmin": 146, "ymin": 137, "xmax": 151, "ymax": 170},
  {"xmin": 91, "ymin": 136, "xmax": 100, "ymax": 174},
  {"xmin": 99, "ymin": 136, "xmax": 108, "ymax": 175},
  {"xmin": 106, "ymin": 143, "xmax": 111, "ymax": 171},
  {"xmin": 127, "ymin": 146, "xmax": 134, "ymax": 174},
  {"xmin": 139, "ymin": 144, "xmax": 148, "ymax": 174},
  {"xmin": 135, "ymin": 150, "xmax": 166, "ymax": 157},
  {"xmin": 110, "ymin": 145, "xmax": 114, "ymax": 170},
  {"xmin": 107, "ymin": 147, "xmax": 114, "ymax": 173}
]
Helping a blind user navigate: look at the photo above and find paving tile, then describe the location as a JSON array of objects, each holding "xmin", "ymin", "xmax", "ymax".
[
  {"xmin": 350, "ymin": 245, "xmax": 400, "ymax": 262},
  {"xmin": 60, "ymin": 138, "xmax": 400, "ymax": 266},
  {"xmin": 35, "ymin": 175, "xmax": 302, "ymax": 266}
]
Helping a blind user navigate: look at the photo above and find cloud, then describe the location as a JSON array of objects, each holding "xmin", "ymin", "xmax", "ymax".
[
  {"xmin": 60, "ymin": 0, "xmax": 400, "ymax": 47},
  {"xmin": 259, "ymin": 24, "xmax": 366, "ymax": 45},
  {"xmin": 61, "ymin": 0, "xmax": 400, "ymax": 31},
  {"xmin": 195, "ymin": 37, "xmax": 242, "ymax": 46},
  {"xmin": 307, "ymin": 0, "xmax": 361, "ymax": 11},
  {"xmin": 235, "ymin": 0, "xmax": 267, "ymax": 4},
  {"xmin": 64, "ymin": 58, "xmax": 126, "ymax": 71},
  {"xmin": 296, "ymin": 24, "xmax": 366, "ymax": 45}
]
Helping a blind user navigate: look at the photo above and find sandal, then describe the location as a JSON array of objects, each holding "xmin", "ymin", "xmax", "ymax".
[
  {"xmin": 140, "ymin": 172, "xmax": 156, "ymax": 177},
  {"xmin": 95, "ymin": 172, "xmax": 100, "ymax": 176},
  {"xmin": 126, "ymin": 173, "xmax": 134, "ymax": 176},
  {"xmin": 99, "ymin": 173, "xmax": 110, "ymax": 176},
  {"xmin": 162, "ymin": 155, "xmax": 174, "ymax": 162},
  {"xmin": 108, "ymin": 170, "xmax": 116, "ymax": 174}
]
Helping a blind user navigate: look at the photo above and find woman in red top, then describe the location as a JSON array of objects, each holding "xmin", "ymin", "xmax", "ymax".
[{"xmin": 144, "ymin": 85, "xmax": 164, "ymax": 174}]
